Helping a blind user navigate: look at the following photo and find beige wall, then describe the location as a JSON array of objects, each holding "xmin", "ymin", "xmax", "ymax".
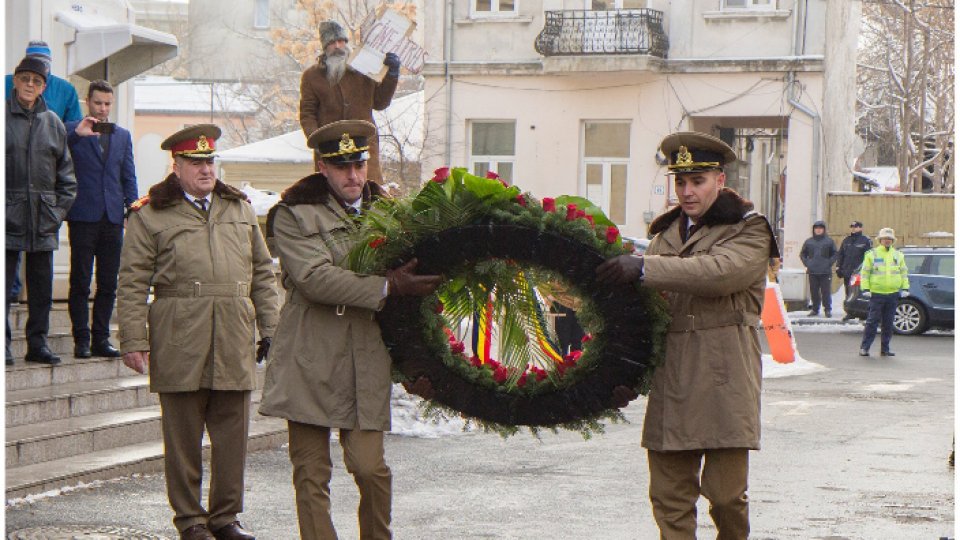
[
  {"xmin": 423, "ymin": 70, "xmax": 824, "ymax": 261},
  {"xmin": 219, "ymin": 162, "xmax": 313, "ymax": 193}
]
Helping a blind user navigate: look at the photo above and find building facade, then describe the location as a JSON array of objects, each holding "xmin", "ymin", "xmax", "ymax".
[{"xmin": 422, "ymin": 0, "xmax": 859, "ymax": 274}]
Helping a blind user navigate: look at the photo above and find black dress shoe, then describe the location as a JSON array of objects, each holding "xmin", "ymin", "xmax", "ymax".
[
  {"xmin": 90, "ymin": 340, "xmax": 121, "ymax": 357},
  {"xmin": 211, "ymin": 521, "xmax": 255, "ymax": 540},
  {"xmin": 74, "ymin": 343, "xmax": 92, "ymax": 358},
  {"xmin": 25, "ymin": 346, "xmax": 62, "ymax": 365},
  {"xmin": 880, "ymin": 350, "xmax": 895, "ymax": 357}
]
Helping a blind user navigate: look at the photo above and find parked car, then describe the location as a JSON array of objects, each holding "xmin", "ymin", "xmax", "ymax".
[
  {"xmin": 622, "ymin": 236, "xmax": 650, "ymax": 254},
  {"xmin": 843, "ymin": 246, "xmax": 954, "ymax": 335}
]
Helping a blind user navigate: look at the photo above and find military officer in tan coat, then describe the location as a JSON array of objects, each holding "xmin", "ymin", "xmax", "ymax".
[
  {"xmin": 117, "ymin": 125, "xmax": 279, "ymax": 540},
  {"xmin": 598, "ymin": 132, "xmax": 778, "ymax": 539},
  {"xmin": 258, "ymin": 120, "xmax": 440, "ymax": 540}
]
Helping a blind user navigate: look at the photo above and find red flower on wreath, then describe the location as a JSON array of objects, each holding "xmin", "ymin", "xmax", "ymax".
[
  {"xmin": 432, "ymin": 167, "xmax": 450, "ymax": 182},
  {"xmin": 368, "ymin": 237, "xmax": 386, "ymax": 249},
  {"xmin": 493, "ymin": 365, "xmax": 508, "ymax": 384},
  {"xmin": 450, "ymin": 341, "xmax": 465, "ymax": 354},
  {"xmin": 516, "ymin": 373, "xmax": 528, "ymax": 388},
  {"xmin": 515, "ymin": 194, "xmax": 527, "ymax": 207},
  {"xmin": 605, "ymin": 226, "xmax": 619, "ymax": 244},
  {"xmin": 485, "ymin": 171, "xmax": 499, "ymax": 179},
  {"xmin": 582, "ymin": 334, "xmax": 593, "ymax": 343},
  {"xmin": 566, "ymin": 204, "xmax": 578, "ymax": 221},
  {"xmin": 435, "ymin": 301, "xmax": 445, "ymax": 314},
  {"xmin": 585, "ymin": 215, "xmax": 594, "ymax": 226},
  {"xmin": 542, "ymin": 197, "xmax": 556, "ymax": 212}
]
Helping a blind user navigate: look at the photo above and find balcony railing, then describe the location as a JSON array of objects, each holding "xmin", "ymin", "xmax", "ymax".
[{"xmin": 535, "ymin": 9, "xmax": 668, "ymax": 58}]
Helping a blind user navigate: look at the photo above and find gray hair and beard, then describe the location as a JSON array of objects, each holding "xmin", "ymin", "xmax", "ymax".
[{"xmin": 323, "ymin": 45, "xmax": 351, "ymax": 85}]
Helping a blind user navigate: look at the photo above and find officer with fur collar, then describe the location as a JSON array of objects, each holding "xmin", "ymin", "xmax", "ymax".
[
  {"xmin": 598, "ymin": 131, "xmax": 779, "ymax": 539},
  {"xmin": 259, "ymin": 120, "xmax": 440, "ymax": 540}
]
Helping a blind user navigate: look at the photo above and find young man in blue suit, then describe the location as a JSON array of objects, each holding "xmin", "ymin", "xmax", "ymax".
[{"xmin": 66, "ymin": 80, "xmax": 138, "ymax": 358}]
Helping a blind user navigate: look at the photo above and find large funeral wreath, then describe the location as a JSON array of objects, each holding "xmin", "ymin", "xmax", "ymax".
[{"xmin": 348, "ymin": 168, "xmax": 669, "ymax": 437}]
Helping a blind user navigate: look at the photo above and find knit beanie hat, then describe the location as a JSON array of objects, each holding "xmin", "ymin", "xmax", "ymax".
[
  {"xmin": 14, "ymin": 56, "xmax": 49, "ymax": 82},
  {"xmin": 319, "ymin": 20, "xmax": 349, "ymax": 49},
  {"xmin": 25, "ymin": 40, "xmax": 53, "ymax": 64}
]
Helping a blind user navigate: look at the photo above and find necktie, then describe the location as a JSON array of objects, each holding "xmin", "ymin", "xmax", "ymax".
[
  {"xmin": 345, "ymin": 206, "xmax": 360, "ymax": 216},
  {"xmin": 99, "ymin": 134, "xmax": 109, "ymax": 154},
  {"xmin": 196, "ymin": 199, "xmax": 208, "ymax": 212}
]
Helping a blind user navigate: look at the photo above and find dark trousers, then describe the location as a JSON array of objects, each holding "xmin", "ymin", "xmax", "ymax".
[
  {"xmin": 68, "ymin": 219, "xmax": 123, "ymax": 345},
  {"xmin": 6, "ymin": 250, "xmax": 54, "ymax": 351},
  {"xmin": 808, "ymin": 274, "xmax": 832, "ymax": 313},
  {"xmin": 860, "ymin": 292, "xmax": 898, "ymax": 353}
]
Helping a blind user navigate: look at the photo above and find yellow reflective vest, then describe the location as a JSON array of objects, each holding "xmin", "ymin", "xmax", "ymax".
[{"xmin": 860, "ymin": 245, "xmax": 910, "ymax": 295}]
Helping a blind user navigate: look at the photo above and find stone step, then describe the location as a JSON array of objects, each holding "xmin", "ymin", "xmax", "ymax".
[
  {"xmin": 5, "ymin": 414, "xmax": 288, "ymax": 501},
  {"xmin": 6, "ymin": 354, "xmax": 127, "ymax": 392},
  {"xmin": 5, "ymin": 375, "xmax": 155, "ymax": 428},
  {"xmin": 8, "ymin": 305, "xmax": 77, "ymax": 333},
  {"xmin": 6, "ymin": 390, "xmax": 271, "ymax": 468}
]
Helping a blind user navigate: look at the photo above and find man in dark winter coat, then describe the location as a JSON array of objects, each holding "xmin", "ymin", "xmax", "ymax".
[
  {"xmin": 800, "ymin": 220, "xmax": 837, "ymax": 317},
  {"xmin": 835, "ymin": 220, "xmax": 872, "ymax": 320},
  {"xmin": 5, "ymin": 55, "xmax": 77, "ymax": 366}
]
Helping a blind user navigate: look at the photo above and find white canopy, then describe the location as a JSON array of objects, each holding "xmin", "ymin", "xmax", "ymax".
[{"xmin": 55, "ymin": 9, "xmax": 178, "ymax": 85}]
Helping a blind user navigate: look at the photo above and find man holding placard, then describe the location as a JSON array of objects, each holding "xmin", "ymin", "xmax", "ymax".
[{"xmin": 299, "ymin": 20, "xmax": 399, "ymax": 183}]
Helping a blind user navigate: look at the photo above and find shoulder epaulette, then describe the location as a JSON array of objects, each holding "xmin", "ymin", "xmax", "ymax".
[{"xmin": 128, "ymin": 195, "xmax": 150, "ymax": 213}]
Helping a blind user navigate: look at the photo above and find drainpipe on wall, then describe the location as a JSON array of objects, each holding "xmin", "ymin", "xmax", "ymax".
[
  {"xmin": 444, "ymin": 0, "xmax": 454, "ymax": 165},
  {"xmin": 787, "ymin": 72, "xmax": 822, "ymax": 224}
]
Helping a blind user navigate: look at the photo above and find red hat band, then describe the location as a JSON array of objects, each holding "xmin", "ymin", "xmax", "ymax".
[{"xmin": 171, "ymin": 134, "xmax": 216, "ymax": 156}]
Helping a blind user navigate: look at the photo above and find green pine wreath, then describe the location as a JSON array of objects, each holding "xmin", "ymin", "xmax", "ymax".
[{"xmin": 348, "ymin": 167, "xmax": 669, "ymax": 437}]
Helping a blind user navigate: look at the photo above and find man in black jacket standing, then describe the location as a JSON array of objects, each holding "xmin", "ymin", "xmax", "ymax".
[
  {"xmin": 836, "ymin": 220, "xmax": 872, "ymax": 320},
  {"xmin": 800, "ymin": 220, "xmax": 837, "ymax": 317},
  {"xmin": 5, "ymin": 55, "xmax": 77, "ymax": 365}
]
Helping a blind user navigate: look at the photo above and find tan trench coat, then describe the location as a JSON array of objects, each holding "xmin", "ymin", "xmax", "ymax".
[
  {"xmin": 258, "ymin": 175, "xmax": 393, "ymax": 431},
  {"xmin": 299, "ymin": 60, "xmax": 398, "ymax": 183},
  {"xmin": 117, "ymin": 176, "xmax": 279, "ymax": 393},
  {"xmin": 640, "ymin": 189, "xmax": 777, "ymax": 452}
]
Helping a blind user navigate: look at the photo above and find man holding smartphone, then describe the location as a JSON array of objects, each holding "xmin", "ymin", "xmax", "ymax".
[{"xmin": 65, "ymin": 79, "xmax": 138, "ymax": 358}]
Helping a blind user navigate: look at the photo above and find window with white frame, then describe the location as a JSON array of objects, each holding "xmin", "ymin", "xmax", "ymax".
[
  {"xmin": 722, "ymin": 0, "xmax": 775, "ymax": 9},
  {"xmin": 470, "ymin": 121, "xmax": 516, "ymax": 184},
  {"xmin": 472, "ymin": 0, "xmax": 517, "ymax": 17},
  {"xmin": 582, "ymin": 122, "xmax": 630, "ymax": 225},
  {"xmin": 254, "ymin": 0, "xmax": 270, "ymax": 29}
]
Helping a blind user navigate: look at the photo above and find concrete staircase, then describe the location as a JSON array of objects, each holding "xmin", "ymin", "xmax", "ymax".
[{"xmin": 5, "ymin": 303, "xmax": 288, "ymax": 501}]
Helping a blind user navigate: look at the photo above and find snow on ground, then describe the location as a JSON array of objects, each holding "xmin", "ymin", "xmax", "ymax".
[
  {"xmin": 762, "ymin": 354, "xmax": 828, "ymax": 378},
  {"xmin": 389, "ymin": 385, "xmax": 468, "ymax": 438},
  {"xmin": 241, "ymin": 184, "xmax": 280, "ymax": 216}
]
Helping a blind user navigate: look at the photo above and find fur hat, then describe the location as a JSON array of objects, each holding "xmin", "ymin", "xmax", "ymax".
[
  {"xmin": 14, "ymin": 56, "xmax": 49, "ymax": 83},
  {"xmin": 877, "ymin": 228, "xmax": 896, "ymax": 242},
  {"xmin": 319, "ymin": 20, "xmax": 349, "ymax": 49}
]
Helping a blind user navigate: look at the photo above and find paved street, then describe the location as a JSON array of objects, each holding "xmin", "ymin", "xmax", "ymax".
[{"xmin": 6, "ymin": 325, "xmax": 954, "ymax": 539}]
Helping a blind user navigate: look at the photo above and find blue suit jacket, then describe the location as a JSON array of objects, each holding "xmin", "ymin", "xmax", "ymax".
[{"xmin": 65, "ymin": 122, "xmax": 138, "ymax": 225}]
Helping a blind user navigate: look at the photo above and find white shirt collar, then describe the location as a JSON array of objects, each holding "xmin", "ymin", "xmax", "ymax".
[{"xmin": 348, "ymin": 199, "xmax": 362, "ymax": 213}]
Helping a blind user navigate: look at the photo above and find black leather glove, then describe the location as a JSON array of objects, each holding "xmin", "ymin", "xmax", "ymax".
[
  {"xmin": 383, "ymin": 52, "xmax": 401, "ymax": 77},
  {"xmin": 610, "ymin": 385, "xmax": 639, "ymax": 408},
  {"xmin": 596, "ymin": 255, "xmax": 644, "ymax": 285},
  {"xmin": 256, "ymin": 337, "xmax": 271, "ymax": 364},
  {"xmin": 402, "ymin": 376, "xmax": 435, "ymax": 400},
  {"xmin": 387, "ymin": 258, "xmax": 443, "ymax": 296}
]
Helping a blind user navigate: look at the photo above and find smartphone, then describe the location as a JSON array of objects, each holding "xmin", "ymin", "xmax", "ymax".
[{"xmin": 91, "ymin": 122, "xmax": 116, "ymax": 134}]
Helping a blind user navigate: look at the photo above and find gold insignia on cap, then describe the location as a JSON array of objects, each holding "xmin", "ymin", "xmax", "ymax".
[
  {"xmin": 676, "ymin": 146, "xmax": 693, "ymax": 167},
  {"xmin": 196, "ymin": 135, "xmax": 210, "ymax": 152},
  {"xmin": 319, "ymin": 132, "xmax": 370, "ymax": 158}
]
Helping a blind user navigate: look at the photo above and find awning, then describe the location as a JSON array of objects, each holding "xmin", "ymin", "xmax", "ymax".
[{"xmin": 55, "ymin": 10, "xmax": 178, "ymax": 85}]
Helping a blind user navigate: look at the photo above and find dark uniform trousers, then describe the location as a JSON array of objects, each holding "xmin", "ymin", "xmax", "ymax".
[
  {"xmin": 67, "ymin": 219, "xmax": 124, "ymax": 345},
  {"xmin": 648, "ymin": 448, "xmax": 749, "ymax": 540},
  {"xmin": 5, "ymin": 250, "xmax": 54, "ymax": 350},
  {"xmin": 288, "ymin": 421, "xmax": 392, "ymax": 540},
  {"xmin": 159, "ymin": 389, "xmax": 251, "ymax": 533}
]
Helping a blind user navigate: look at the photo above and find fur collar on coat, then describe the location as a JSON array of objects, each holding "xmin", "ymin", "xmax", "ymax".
[
  {"xmin": 147, "ymin": 173, "xmax": 248, "ymax": 209},
  {"xmin": 279, "ymin": 173, "xmax": 386, "ymax": 207},
  {"xmin": 648, "ymin": 187, "xmax": 754, "ymax": 236}
]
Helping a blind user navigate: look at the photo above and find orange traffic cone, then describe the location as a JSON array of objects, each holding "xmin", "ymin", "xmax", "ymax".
[{"xmin": 761, "ymin": 280, "xmax": 800, "ymax": 364}]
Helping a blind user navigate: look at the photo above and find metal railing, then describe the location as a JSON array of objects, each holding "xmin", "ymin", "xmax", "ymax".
[{"xmin": 534, "ymin": 9, "xmax": 668, "ymax": 58}]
